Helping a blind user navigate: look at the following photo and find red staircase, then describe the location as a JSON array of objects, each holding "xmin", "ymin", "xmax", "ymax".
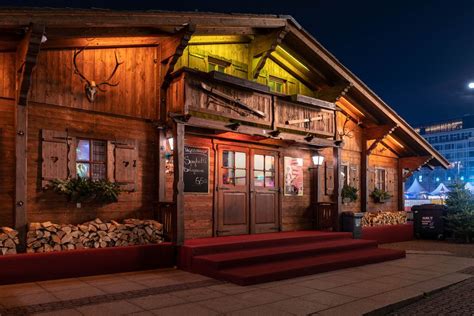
[{"xmin": 179, "ymin": 231, "xmax": 405, "ymax": 285}]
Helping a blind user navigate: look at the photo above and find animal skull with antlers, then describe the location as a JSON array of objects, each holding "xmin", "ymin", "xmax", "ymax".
[{"xmin": 73, "ymin": 47, "xmax": 123, "ymax": 102}]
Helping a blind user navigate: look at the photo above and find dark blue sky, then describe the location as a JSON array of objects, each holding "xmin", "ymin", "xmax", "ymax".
[{"xmin": 4, "ymin": 0, "xmax": 474, "ymax": 125}]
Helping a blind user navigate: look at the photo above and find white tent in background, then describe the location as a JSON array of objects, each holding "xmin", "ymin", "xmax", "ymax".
[
  {"xmin": 430, "ymin": 183, "xmax": 450, "ymax": 196},
  {"xmin": 405, "ymin": 178, "xmax": 427, "ymax": 198},
  {"xmin": 465, "ymin": 182, "xmax": 474, "ymax": 194}
]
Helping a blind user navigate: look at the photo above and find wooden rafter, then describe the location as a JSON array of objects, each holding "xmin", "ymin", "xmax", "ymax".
[
  {"xmin": 251, "ymin": 26, "xmax": 289, "ymax": 79},
  {"xmin": 269, "ymin": 52, "xmax": 320, "ymax": 90},
  {"xmin": 400, "ymin": 156, "xmax": 433, "ymax": 180},
  {"xmin": 365, "ymin": 124, "xmax": 398, "ymax": 155},
  {"xmin": 15, "ymin": 23, "xmax": 45, "ymax": 251},
  {"xmin": 316, "ymin": 82, "xmax": 352, "ymax": 103},
  {"xmin": 161, "ymin": 24, "xmax": 195, "ymax": 88}
]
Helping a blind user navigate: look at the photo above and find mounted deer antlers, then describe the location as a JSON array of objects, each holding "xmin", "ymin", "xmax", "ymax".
[
  {"xmin": 338, "ymin": 115, "xmax": 362, "ymax": 139},
  {"xmin": 73, "ymin": 47, "xmax": 123, "ymax": 102}
]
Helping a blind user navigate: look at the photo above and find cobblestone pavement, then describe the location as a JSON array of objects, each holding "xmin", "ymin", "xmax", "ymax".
[
  {"xmin": 0, "ymin": 254, "xmax": 472, "ymax": 316},
  {"xmin": 388, "ymin": 277, "xmax": 474, "ymax": 316},
  {"xmin": 382, "ymin": 240, "xmax": 474, "ymax": 258}
]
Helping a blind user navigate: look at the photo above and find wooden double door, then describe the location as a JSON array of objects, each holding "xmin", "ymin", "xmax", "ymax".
[{"xmin": 216, "ymin": 145, "xmax": 280, "ymax": 236}]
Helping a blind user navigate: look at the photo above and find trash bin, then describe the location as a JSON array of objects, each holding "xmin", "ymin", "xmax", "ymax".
[
  {"xmin": 342, "ymin": 212, "xmax": 364, "ymax": 239},
  {"xmin": 412, "ymin": 204, "xmax": 447, "ymax": 240}
]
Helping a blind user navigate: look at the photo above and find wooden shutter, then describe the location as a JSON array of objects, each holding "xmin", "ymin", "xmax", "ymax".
[
  {"xmin": 325, "ymin": 161, "xmax": 334, "ymax": 195},
  {"xmin": 41, "ymin": 129, "xmax": 75, "ymax": 188},
  {"xmin": 108, "ymin": 139, "xmax": 138, "ymax": 191},
  {"xmin": 350, "ymin": 164, "xmax": 359, "ymax": 188},
  {"xmin": 368, "ymin": 167, "xmax": 376, "ymax": 192},
  {"xmin": 387, "ymin": 169, "xmax": 395, "ymax": 192}
]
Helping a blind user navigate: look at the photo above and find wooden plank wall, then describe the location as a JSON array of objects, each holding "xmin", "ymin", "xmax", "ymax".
[
  {"xmin": 26, "ymin": 103, "xmax": 157, "ymax": 224},
  {"xmin": 29, "ymin": 47, "xmax": 158, "ymax": 120},
  {"xmin": 0, "ymin": 52, "xmax": 16, "ymax": 227}
]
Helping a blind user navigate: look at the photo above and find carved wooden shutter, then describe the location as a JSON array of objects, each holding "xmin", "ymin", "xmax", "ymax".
[
  {"xmin": 350, "ymin": 165, "xmax": 359, "ymax": 188},
  {"xmin": 387, "ymin": 169, "xmax": 395, "ymax": 193},
  {"xmin": 108, "ymin": 139, "xmax": 138, "ymax": 191},
  {"xmin": 325, "ymin": 161, "xmax": 334, "ymax": 195},
  {"xmin": 368, "ymin": 167, "xmax": 376, "ymax": 192},
  {"xmin": 41, "ymin": 129, "xmax": 75, "ymax": 188}
]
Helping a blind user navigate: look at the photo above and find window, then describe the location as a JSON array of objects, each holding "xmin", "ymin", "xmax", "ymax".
[
  {"xmin": 268, "ymin": 76, "xmax": 286, "ymax": 94},
  {"xmin": 207, "ymin": 56, "xmax": 229, "ymax": 73},
  {"xmin": 375, "ymin": 168, "xmax": 386, "ymax": 190},
  {"xmin": 341, "ymin": 164, "xmax": 349, "ymax": 186},
  {"xmin": 76, "ymin": 139, "xmax": 107, "ymax": 180},
  {"xmin": 253, "ymin": 154, "xmax": 275, "ymax": 187},
  {"xmin": 222, "ymin": 150, "xmax": 246, "ymax": 185}
]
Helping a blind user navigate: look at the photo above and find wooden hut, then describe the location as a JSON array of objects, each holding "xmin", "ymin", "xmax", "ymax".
[{"xmin": 0, "ymin": 9, "xmax": 449, "ymax": 283}]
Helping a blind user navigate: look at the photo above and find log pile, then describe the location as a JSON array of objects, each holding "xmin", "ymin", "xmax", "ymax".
[
  {"xmin": 362, "ymin": 211, "xmax": 407, "ymax": 227},
  {"xmin": 0, "ymin": 227, "xmax": 19, "ymax": 255},
  {"xmin": 27, "ymin": 218, "xmax": 164, "ymax": 253}
]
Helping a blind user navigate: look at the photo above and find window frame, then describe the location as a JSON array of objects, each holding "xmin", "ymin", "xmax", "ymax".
[
  {"xmin": 75, "ymin": 138, "xmax": 108, "ymax": 180},
  {"xmin": 341, "ymin": 163, "xmax": 350, "ymax": 186},
  {"xmin": 375, "ymin": 167, "xmax": 387, "ymax": 191},
  {"xmin": 207, "ymin": 56, "xmax": 230, "ymax": 74},
  {"xmin": 268, "ymin": 76, "xmax": 287, "ymax": 94}
]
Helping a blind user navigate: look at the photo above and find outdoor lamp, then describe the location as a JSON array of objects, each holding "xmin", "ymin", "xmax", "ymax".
[
  {"xmin": 167, "ymin": 137, "xmax": 174, "ymax": 151},
  {"xmin": 312, "ymin": 153, "xmax": 324, "ymax": 166}
]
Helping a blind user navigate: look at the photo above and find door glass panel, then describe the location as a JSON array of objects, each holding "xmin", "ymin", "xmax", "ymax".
[
  {"xmin": 222, "ymin": 168, "xmax": 234, "ymax": 185},
  {"xmin": 235, "ymin": 152, "xmax": 246, "ymax": 168},
  {"xmin": 235, "ymin": 169, "xmax": 246, "ymax": 186},
  {"xmin": 254, "ymin": 154, "xmax": 264, "ymax": 170},
  {"xmin": 254, "ymin": 171, "xmax": 264, "ymax": 187},
  {"xmin": 265, "ymin": 156, "xmax": 275, "ymax": 171},
  {"xmin": 223, "ymin": 151, "xmax": 234, "ymax": 168},
  {"xmin": 265, "ymin": 171, "xmax": 275, "ymax": 187}
]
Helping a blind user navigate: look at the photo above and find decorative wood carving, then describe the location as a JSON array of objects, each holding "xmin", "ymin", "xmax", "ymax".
[
  {"xmin": 365, "ymin": 124, "xmax": 398, "ymax": 155},
  {"xmin": 251, "ymin": 26, "xmax": 289, "ymax": 79}
]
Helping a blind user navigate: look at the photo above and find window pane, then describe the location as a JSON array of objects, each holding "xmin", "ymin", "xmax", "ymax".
[
  {"xmin": 265, "ymin": 171, "xmax": 275, "ymax": 187},
  {"xmin": 92, "ymin": 164, "xmax": 106, "ymax": 180},
  {"xmin": 235, "ymin": 152, "xmax": 246, "ymax": 169},
  {"xmin": 254, "ymin": 154, "xmax": 264, "ymax": 170},
  {"xmin": 76, "ymin": 140, "xmax": 90, "ymax": 161},
  {"xmin": 217, "ymin": 65, "xmax": 225, "ymax": 73},
  {"xmin": 222, "ymin": 168, "xmax": 234, "ymax": 185},
  {"xmin": 254, "ymin": 170, "xmax": 264, "ymax": 187},
  {"xmin": 265, "ymin": 156, "xmax": 274, "ymax": 171},
  {"xmin": 223, "ymin": 151, "xmax": 234, "ymax": 168},
  {"xmin": 76, "ymin": 163, "xmax": 90, "ymax": 178},
  {"xmin": 208, "ymin": 63, "xmax": 215, "ymax": 72},
  {"xmin": 235, "ymin": 169, "xmax": 246, "ymax": 186},
  {"xmin": 92, "ymin": 140, "xmax": 106, "ymax": 162}
]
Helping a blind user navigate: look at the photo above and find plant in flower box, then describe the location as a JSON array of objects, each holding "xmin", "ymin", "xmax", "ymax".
[
  {"xmin": 370, "ymin": 187, "xmax": 391, "ymax": 203},
  {"xmin": 48, "ymin": 177, "xmax": 121, "ymax": 208},
  {"xmin": 341, "ymin": 184, "xmax": 358, "ymax": 204}
]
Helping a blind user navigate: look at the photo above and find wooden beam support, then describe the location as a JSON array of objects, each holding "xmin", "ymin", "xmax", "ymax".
[
  {"xmin": 15, "ymin": 23, "xmax": 45, "ymax": 251},
  {"xmin": 172, "ymin": 122, "xmax": 185, "ymax": 245},
  {"xmin": 366, "ymin": 124, "xmax": 398, "ymax": 155},
  {"xmin": 315, "ymin": 82, "xmax": 352, "ymax": 103},
  {"xmin": 269, "ymin": 52, "xmax": 320, "ymax": 90},
  {"xmin": 333, "ymin": 146, "xmax": 342, "ymax": 230},
  {"xmin": 361, "ymin": 132, "xmax": 368, "ymax": 212},
  {"xmin": 250, "ymin": 26, "xmax": 289, "ymax": 79},
  {"xmin": 397, "ymin": 160, "xmax": 405, "ymax": 212},
  {"xmin": 399, "ymin": 156, "xmax": 433, "ymax": 171},
  {"xmin": 161, "ymin": 24, "xmax": 196, "ymax": 88}
]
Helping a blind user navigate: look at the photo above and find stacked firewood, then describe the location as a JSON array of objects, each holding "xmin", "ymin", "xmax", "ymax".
[
  {"xmin": 0, "ymin": 227, "xmax": 19, "ymax": 255},
  {"xmin": 362, "ymin": 211, "xmax": 407, "ymax": 227},
  {"xmin": 27, "ymin": 218, "xmax": 164, "ymax": 253}
]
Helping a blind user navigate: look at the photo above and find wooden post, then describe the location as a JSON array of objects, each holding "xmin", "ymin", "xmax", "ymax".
[
  {"xmin": 173, "ymin": 122, "xmax": 185, "ymax": 245},
  {"xmin": 361, "ymin": 132, "xmax": 368, "ymax": 212},
  {"xmin": 333, "ymin": 146, "xmax": 342, "ymax": 230},
  {"xmin": 15, "ymin": 24, "xmax": 44, "ymax": 251},
  {"xmin": 397, "ymin": 161, "xmax": 405, "ymax": 212}
]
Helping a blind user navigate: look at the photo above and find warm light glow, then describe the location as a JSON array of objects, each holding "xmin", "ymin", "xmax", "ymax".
[
  {"xmin": 276, "ymin": 46, "xmax": 310, "ymax": 71},
  {"xmin": 312, "ymin": 154, "xmax": 324, "ymax": 166},
  {"xmin": 336, "ymin": 97, "xmax": 366, "ymax": 119},
  {"xmin": 468, "ymin": 82, "xmax": 474, "ymax": 89},
  {"xmin": 167, "ymin": 137, "xmax": 174, "ymax": 151},
  {"xmin": 386, "ymin": 135, "xmax": 404, "ymax": 149}
]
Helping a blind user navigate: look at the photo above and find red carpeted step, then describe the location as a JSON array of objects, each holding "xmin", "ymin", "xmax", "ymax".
[
  {"xmin": 216, "ymin": 248, "xmax": 406, "ymax": 285},
  {"xmin": 183, "ymin": 231, "xmax": 352, "ymax": 257},
  {"xmin": 193, "ymin": 239, "xmax": 378, "ymax": 271}
]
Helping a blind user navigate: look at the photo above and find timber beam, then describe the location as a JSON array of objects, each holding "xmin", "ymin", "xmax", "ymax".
[
  {"xmin": 316, "ymin": 82, "xmax": 352, "ymax": 103},
  {"xmin": 15, "ymin": 23, "xmax": 45, "ymax": 251},
  {"xmin": 365, "ymin": 124, "xmax": 398, "ymax": 155},
  {"xmin": 251, "ymin": 26, "xmax": 289, "ymax": 79},
  {"xmin": 161, "ymin": 23, "xmax": 196, "ymax": 88},
  {"xmin": 400, "ymin": 156, "xmax": 433, "ymax": 180}
]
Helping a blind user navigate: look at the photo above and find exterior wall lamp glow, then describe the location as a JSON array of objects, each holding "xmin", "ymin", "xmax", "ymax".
[{"xmin": 312, "ymin": 153, "xmax": 324, "ymax": 166}]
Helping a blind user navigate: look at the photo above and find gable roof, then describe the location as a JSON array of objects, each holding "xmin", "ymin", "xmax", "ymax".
[{"xmin": 0, "ymin": 8, "xmax": 449, "ymax": 168}]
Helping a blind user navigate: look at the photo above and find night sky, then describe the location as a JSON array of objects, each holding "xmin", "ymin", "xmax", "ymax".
[{"xmin": 3, "ymin": 0, "xmax": 474, "ymax": 125}]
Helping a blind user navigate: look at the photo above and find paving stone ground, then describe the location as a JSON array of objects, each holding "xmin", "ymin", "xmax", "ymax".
[
  {"xmin": 388, "ymin": 277, "xmax": 474, "ymax": 316},
  {"xmin": 0, "ymin": 248, "xmax": 472, "ymax": 315}
]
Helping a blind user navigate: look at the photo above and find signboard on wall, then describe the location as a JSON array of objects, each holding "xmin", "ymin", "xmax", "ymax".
[
  {"xmin": 183, "ymin": 146, "xmax": 209, "ymax": 193},
  {"xmin": 284, "ymin": 157, "xmax": 304, "ymax": 196}
]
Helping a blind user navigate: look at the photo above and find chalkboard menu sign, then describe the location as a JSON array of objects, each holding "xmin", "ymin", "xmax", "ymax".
[{"xmin": 184, "ymin": 146, "xmax": 209, "ymax": 193}]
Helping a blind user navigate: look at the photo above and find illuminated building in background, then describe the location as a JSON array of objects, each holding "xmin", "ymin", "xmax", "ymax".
[{"xmin": 409, "ymin": 114, "xmax": 474, "ymax": 190}]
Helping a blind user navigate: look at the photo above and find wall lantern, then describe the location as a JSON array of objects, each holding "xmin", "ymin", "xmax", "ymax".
[
  {"xmin": 167, "ymin": 137, "xmax": 174, "ymax": 151},
  {"xmin": 312, "ymin": 153, "xmax": 324, "ymax": 166}
]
